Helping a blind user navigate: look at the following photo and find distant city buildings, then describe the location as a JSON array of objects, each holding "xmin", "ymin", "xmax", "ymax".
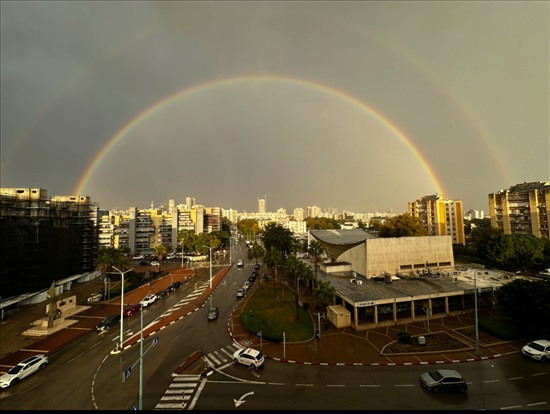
[{"xmin": 10, "ymin": 181, "xmax": 549, "ymax": 300}]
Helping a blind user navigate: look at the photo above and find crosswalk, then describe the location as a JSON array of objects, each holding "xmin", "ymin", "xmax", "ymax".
[{"xmin": 154, "ymin": 343, "xmax": 244, "ymax": 410}]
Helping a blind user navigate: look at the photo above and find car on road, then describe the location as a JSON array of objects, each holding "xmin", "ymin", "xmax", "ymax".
[
  {"xmin": 254, "ymin": 263, "xmax": 260, "ymax": 270},
  {"xmin": 521, "ymin": 339, "xmax": 550, "ymax": 362},
  {"xmin": 141, "ymin": 293, "xmax": 157, "ymax": 307},
  {"xmin": 237, "ymin": 260, "xmax": 244, "ymax": 268},
  {"xmin": 420, "ymin": 369, "xmax": 467, "ymax": 393},
  {"xmin": 124, "ymin": 304, "xmax": 141, "ymax": 317},
  {"xmin": 0, "ymin": 354, "xmax": 49, "ymax": 388},
  {"xmin": 207, "ymin": 306, "xmax": 219, "ymax": 320},
  {"xmin": 236, "ymin": 288, "xmax": 245, "ymax": 298},
  {"xmin": 168, "ymin": 281, "xmax": 182, "ymax": 292},
  {"xmin": 97, "ymin": 314, "xmax": 121, "ymax": 332},
  {"xmin": 150, "ymin": 261, "xmax": 160, "ymax": 267},
  {"xmin": 232, "ymin": 347, "xmax": 264, "ymax": 368},
  {"xmin": 156, "ymin": 289, "xmax": 169, "ymax": 299}
]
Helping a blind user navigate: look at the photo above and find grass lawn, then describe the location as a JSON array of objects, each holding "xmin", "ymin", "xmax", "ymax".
[{"xmin": 240, "ymin": 281, "xmax": 315, "ymax": 343}]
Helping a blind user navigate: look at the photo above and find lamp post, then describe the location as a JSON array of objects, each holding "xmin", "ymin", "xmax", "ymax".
[
  {"xmin": 112, "ymin": 266, "xmax": 133, "ymax": 353},
  {"xmin": 474, "ymin": 271, "xmax": 480, "ymax": 355},
  {"xmin": 202, "ymin": 245, "xmax": 213, "ymax": 307},
  {"xmin": 181, "ymin": 233, "xmax": 189, "ymax": 268},
  {"xmin": 139, "ymin": 298, "xmax": 144, "ymax": 410}
]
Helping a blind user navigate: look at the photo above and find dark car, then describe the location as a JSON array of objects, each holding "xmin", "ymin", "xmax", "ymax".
[
  {"xmin": 254, "ymin": 263, "xmax": 260, "ymax": 270},
  {"xmin": 207, "ymin": 306, "xmax": 219, "ymax": 321},
  {"xmin": 156, "ymin": 289, "xmax": 169, "ymax": 299},
  {"xmin": 168, "ymin": 281, "xmax": 182, "ymax": 292},
  {"xmin": 420, "ymin": 369, "xmax": 467, "ymax": 393},
  {"xmin": 124, "ymin": 304, "xmax": 141, "ymax": 317},
  {"xmin": 97, "ymin": 314, "xmax": 121, "ymax": 332}
]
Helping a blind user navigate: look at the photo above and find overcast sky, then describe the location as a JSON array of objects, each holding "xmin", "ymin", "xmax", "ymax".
[{"xmin": 1, "ymin": 1, "xmax": 548, "ymax": 214}]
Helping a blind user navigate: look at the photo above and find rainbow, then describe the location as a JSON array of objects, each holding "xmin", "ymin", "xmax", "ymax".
[{"xmin": 74, "ymin": 74, "xmax": 446, "ymax": 197}]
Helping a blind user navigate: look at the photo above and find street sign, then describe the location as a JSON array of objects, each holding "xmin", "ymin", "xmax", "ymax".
[{"xmin": 124, "ymin": 366, "xmax": 132, "ymax": 382}]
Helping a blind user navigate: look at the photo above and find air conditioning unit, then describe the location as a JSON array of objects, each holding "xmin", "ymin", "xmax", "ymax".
[
  {"xmin": 350, "ymin": 279, "xmax": 356, "ymax": 284},
  {"xmin": 356, "ymin": 280, "xmax": 363, "ymax": 285}
]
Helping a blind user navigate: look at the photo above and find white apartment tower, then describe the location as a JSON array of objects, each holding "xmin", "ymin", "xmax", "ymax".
[{"xmin": 258, "ymin": 197, "xmax": 266, "ymax": 214}]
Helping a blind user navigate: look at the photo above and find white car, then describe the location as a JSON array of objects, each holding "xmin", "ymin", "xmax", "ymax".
[
  {"xmin": 237, "ymin": 260, "xmax": 244, "ymax": 268},
  {"xmin": 521, "ymin": 339, "xmax": 550, "ymax": 362},
  {"xmin": 0, "ymin": 354, "xmax": 49, "ymax": 388},
  {"xmin": 150, "ymin": 261, "xmax": 160, "ymax": 267},
  {"xmin": 232, "ymin": 347, "xmax": 265, "ymax": 368},
  {"xmin": 141, "ymin": 294, "xmax": 157, "ymax": 307}
]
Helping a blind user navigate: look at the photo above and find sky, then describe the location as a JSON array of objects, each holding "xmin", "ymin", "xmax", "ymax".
[{"xmin": 1, "ymin": 1, "xmax": 548, "ymax": 215}]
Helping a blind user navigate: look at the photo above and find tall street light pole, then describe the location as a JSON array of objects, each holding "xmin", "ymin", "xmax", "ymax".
[
  {"xmin": 112, "ymin": 266, "xmax": 133, "ymax": 353},
  {"xmin": 203, "ymin": 245, "xmax": 213, "ymax": 307},
  {"xmin": 474, "ymin": 271, "xmax": 480, "ymax": 355}
]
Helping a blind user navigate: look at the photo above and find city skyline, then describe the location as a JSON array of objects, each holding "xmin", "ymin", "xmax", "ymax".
[{"xmin": 1, "ymin": 2, "xmax": 548, "ymax": 213}]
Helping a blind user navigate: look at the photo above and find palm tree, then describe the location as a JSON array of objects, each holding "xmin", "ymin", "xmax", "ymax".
[
  {"xmin": 312, "ymin": 280, "xmax": 336, "ymax": 329},
  {"xmin": 154, "ymin": 244, "xmax": 168, "ymax": 271},
  {"xmin": 264, "ymin": 246, "xmax": 284, "ymax": 297},
  {"xmin": 283, "ymin": 255, "xmax": 301, "ymax": 317},
  {"xmin": 308, "ymin": 240, "xmax": 325, "ymax": 289}
]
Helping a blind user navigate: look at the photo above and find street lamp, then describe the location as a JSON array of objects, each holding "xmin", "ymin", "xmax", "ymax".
[
  {"xmin": 202, "ymin": 245, "xmax": 213, "ymax": 307},
  {"xmin": 474, "ymin": 271, "xmax": 480, "ymax": 355},
  {"xmin": 112, "ymin": 266, "xmax": 133, "ymax": 352}
]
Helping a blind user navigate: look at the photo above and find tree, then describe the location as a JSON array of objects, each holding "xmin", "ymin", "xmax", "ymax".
[
  {"xmin": 497, "ymin": 278, "xmax": 550, "ymax": 337},
  {"xmin": 296, "ymin": 261, "xmax": 315, "ymax": 295},
  {"xmin": 308, "ymin": 240, "xmax": 324, "ymax": 288},
  {"xmin": 237, "ymin": 219, "xmax": 260, "ymax": 241},
  {"xmin": 377, "ymin": 213, "xmax": 428, "ymax": 237},
  {"xmin": 283, "ymin": 255, "xmax": 302, "ymax": 316},
  {"xmin": 154, "ymin": 244, "xmax": 168, "ymax": 271},
  {"xmin": 261, "ymin": 223, "xmax": 294, "ymax": 259},
  {"xmin": 97, "ymin": 247, "xmax": 130, "ymax": 300},
  {"xmin": 264, "ymin": 246, "xmax": 284, "ymax": 296},
  {"xmin": 247, "ymin": 242, "xmax": 265, "ymax": 266},
  {"xmin": 305, "ymin": 217, "xmax": 341, "ymax": 230},
  {"xmin": 312, "ymin": 280, "xmax": 336, "ymax": 328}
]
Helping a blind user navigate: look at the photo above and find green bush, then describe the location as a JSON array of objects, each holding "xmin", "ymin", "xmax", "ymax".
[
  {"xmin": 479, "ymin": 316, "xmax": 524, "ymax": 340},
  {"xmin": 397, "ymin": 331, "xmax": 412, "ymax": 344}
]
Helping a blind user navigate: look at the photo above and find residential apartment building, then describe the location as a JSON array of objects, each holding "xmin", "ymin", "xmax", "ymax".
[
  {"xmin": 0, "ymin": 188, "xmax": 98, "ymax": 298},
  {"xmin": 408, "ymin": 194, "xmax": 465, "ymax": 245},
  {"xmin": 98, "ymin": 204, "xmax": 214, "ymax": 255},
  {"xmin": 488, "ymin": 181, "xmax": 550, "ymax": 240}
]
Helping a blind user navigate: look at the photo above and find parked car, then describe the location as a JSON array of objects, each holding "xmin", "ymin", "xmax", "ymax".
[
  {"xmin": 139, "ymin": 261, "xmax": 149, "ymax": 266},
  {"xmin": 419, "ymin": 369, "xmax": 467, "ymax": 393},
  {"xmin": 150, "ymin": 261, "xmax": 160, "ymax": 267},
  {"xmin": 254, "ymin": 263, "xmax": 260, "ymax": 270},
  {"xmin": 236, "ymin": 288, "xmax": 245, "ymax": 298},
  {"xmin": 124, "ymin": 304, "xmax": 141, "ymax": 317},
  {"xmin": 141, "ymin": 294, "xmax": 157, "ymax": 307},
  {"xmin": 237, "ymin": 260, "xmax": 244, "ymax": 268},
  {"xmin": 97, "ymin": 314, "xmax": 121, "ymax": 332},
  {"xmin": 232, "ymin": 347, "xmax": 265, "ymax": 368},
  {"xmin": 521, "ymin": 339, "xmax": 550, "ymax": 362},
  {"xmin": 207, "ymin": 306, "xmax": 219, "ymax": 321},
  {"xmin": 0, "ymin": 354, "xmax": 49, "ymax": 388},
  {"xmin": 156, "ymin": 289, "xmax": 169, "ymax": 299},
  {"xmin": 168, "ymin": 281, "xmax": 182, "ymax": 292}
]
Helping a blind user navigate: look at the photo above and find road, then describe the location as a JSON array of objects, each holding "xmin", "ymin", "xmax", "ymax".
[{"xmin": 0, "ymin": 245, "xmax": 548, "ymax": 410}]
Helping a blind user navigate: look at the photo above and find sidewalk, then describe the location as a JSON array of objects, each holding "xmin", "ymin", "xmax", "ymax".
[
  {"xmin": 228, "ymin": 280, "xmax": 525, "ymax": 366},
  {"xmin": 0, "ymin": 265, "xmax": 525, "ymax": 374}
]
